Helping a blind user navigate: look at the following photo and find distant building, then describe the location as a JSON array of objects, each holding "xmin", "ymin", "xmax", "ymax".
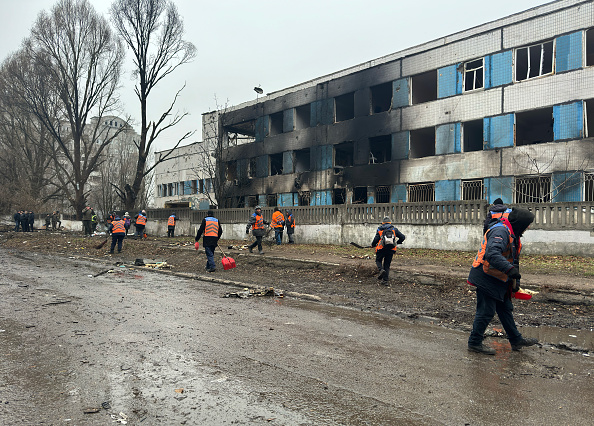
[
  {"xmin": 153, "ymin": 141, "xmax": 215, "ymax": 209},
  {"xmin": 202, "ymin": 0, "xmax": 594, "ymax": 208}
]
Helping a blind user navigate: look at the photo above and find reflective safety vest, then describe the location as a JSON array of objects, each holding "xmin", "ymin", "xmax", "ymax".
[
  {"xmin": 376, "ymin": 227, "xmax": 397, "ymax": 252},
  {"xmin": 472, "ymin": 222, "xmax": 515, "ymax": 282},
  {"xmin": 287, "ymin": 214, "xmax": 295, "ymax": 229},
  {"xmin": 252, "ymin": 213, "xmax": 264, "ymax": 230},
  {"xmin": 136, "ymin": 214, "xmax": 147, "ymax": 225},
  {"xmin": 271, "ymin": 211, "xmax": 285, "ymax": 229},
  {"xmin": 167, "ymin": 215, "xmax": 176, "ymax": 226},
  {"xmin": 111, "ymin": 219, "xmax": 126, "ymax": 234},
  {"xmin": 490, "ymin": 208, "xmax": 512, "ymax": 221},
  {"xmin": 204, "ymin": 217, "xmax": 219, "ymax": 237}
]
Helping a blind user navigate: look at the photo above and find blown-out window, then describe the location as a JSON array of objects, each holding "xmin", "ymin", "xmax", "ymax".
[{"xmin": 515, "ymin": 40, "xmax": 554, "ymax": 81}]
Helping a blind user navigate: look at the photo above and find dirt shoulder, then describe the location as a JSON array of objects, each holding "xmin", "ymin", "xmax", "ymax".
[{"xmin": 2, "ymin": 231, "xmax": 593, "ymax": 334}]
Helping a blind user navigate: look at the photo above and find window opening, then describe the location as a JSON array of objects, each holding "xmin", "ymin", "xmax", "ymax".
[
  {"xmin": 335, "ymin": 92, "xmax": 355, "ymax": 122},
  {"xmin": 411, "ymin": 70, "xmax": 437, "ymax": 104},
  {"xmin": 410, "ymin": 127, "xmax": 435, "ymax": 158},
  {"xmin": 369, "ymin": 135, "xmax": 391, "ymax": 163},
  {"xmin": 269, "ymin": 112, "xmax": 283, "ymax": 136},
  {"xmin": 236, "ymin": 196, "xmax": 246, "ymax": 209},
  {"xmin": 515, "ymin": 175, "xmax": 551, "ymax": 203},
  {"xmin": 586, "ymin": 99, "xmax": 594, "ymax": 138},
  {"xmin": 462, "ymin": 179, "xmax": 484, "ymax": 200},
  {"xmin": 295, "ymin": 104, "xmax": 311, "ymax": 130},
  {"xmin": 371, "ymin": 82, "xmax": 392, "ymax": 114},
  {"xmin": 224, "ymin": 119, "xmax": 256, "ymax": 145},
  {"xmin": 353, "ymin": 187, "xmax": 368, "ymax": 204},
  {"xmin": 334, "ymin": 142, "xmax": 354, "ymax": 168},
  {"xmin": 270, "ymin": 153, "xmax": 283, "ymax": 176},
  {"xmin": 226, "ymin": 161, "xmax": 237, "ymax": 181},
  {"xmin": 587, "ymin": 29, "xmax": 594, "ymax": 67},
  {"xmin": 247, "ymin": 195, "xmax": 258, "ymax": 208},
  {"xmin": 464, "ymin": 59, "xmax": 484, "ymax": 91},
  {"xmin": 375, "ymin": 185, "xmax": 391, "ymax": 203},
  {"xmin": 515, "ymin": 40, "xmax": 554, "ymax": 82},
  {"xmin": 294, "ymin": 148, "xmax": 310, "ymax": 173},
  {"xmin": 267, "ymin": 194, "xmax": 277, "ymax": 207},
  {"xmin": 333, "ymin": 188, "xmax": 347, "ymax": 205},
  {"xmin": 516, "ymin": 107, "xmax": 553, "ymax": 146},
  {"xmin": 248, "ymin": 158, "xmax": 257, "ymax": 178},
  {"xmin": 408, "ymin": 182, "xmax": 435, "ymax": 202},
  {"xmin": 585, "ymin": 173, "xmax": 594, "ymax": 202},
  {"xmin": 191, "ymin": 180, "xmax": 198, "ymax": 194},
  {"xmin": 298, "ymin": 191, "xmax": 311, "ymax": 206},
  {"xmin": 199, "ymin": 179, "xmax": 204, "ymax": 194},
  {"xmin": 463, "ymin": 119, "xmax": 483, "ymax": 152}
]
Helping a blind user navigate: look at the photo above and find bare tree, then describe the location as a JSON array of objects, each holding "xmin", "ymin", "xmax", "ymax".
[
  {"xmin": 4, "ymin": 0, "xmax": 126, "ymax": 218},
  {"xmin": 110, "ymin": 0, "xmax": 197, "ymax": 212}
]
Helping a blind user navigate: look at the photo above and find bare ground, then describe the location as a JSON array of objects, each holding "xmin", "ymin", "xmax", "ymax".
[{"xmin": 1, "ymin": 230, "xmax": 593, "ymax": 334}]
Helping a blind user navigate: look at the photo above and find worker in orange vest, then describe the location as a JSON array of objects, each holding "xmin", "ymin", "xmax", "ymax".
[
  {"xmin": 271, "ymin": 207, "xmax": 285, "ymax": 245},
  {"xmin": 195, "ymin": 210, "xmax": 223, "ymax": 272},
  {"xmin": 167, "ymin": 212, "xmax": 178, "ymax": 237},
  {"xmin": 246, "ymin": 205, "xmax": 269, "ymax": 254},
  {"xmin": 108, "ymin": 215, "xmax": 127, "ymax": 254}
]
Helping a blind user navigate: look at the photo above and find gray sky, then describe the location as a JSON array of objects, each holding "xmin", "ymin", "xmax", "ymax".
[{"xmin": 1, "ymin": 0, "xmax": 548, "ymax": 152}]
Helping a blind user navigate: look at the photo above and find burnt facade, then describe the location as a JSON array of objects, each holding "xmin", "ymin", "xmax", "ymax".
[{"xmin": 204, "ymin": 0, "xmax": 594, "ymax": 208}]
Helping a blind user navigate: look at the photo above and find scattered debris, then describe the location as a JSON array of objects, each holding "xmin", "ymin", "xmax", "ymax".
[
  {"xmin": 223, "ymin": 287, "xmax": 283, "ymax": 299},
  {"xmin": 101, "ymin": 401, "xmax": 111, "ymax": 410},
  {"xmin": 83, "ymin": 407, "xmax": 100, "ymax": 414},
  {"xmin": 110, "ymin": 412, "xmax": 128, "ymax": 424},
  {"xmin": 144, "ymin": 261, "xmax": 170, "ymax": 269},
  {"xmin": 93, "ymin": 269, "xmax": 111, "ymax": 278},
  {"xmin": 42, "ymin": 299, "xmax": 72, "ymax": 306},
  {"xmin": 227, "ymin": 244, "xmax": 250, "ymax": 251},
  {"xmin": 174, "ymin": 388, "xmax": 184, "ymax": 393}
]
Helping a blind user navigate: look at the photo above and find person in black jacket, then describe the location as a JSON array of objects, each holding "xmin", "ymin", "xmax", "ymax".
[
  {"xmin": 467, "ymin": 208, "xmax": 538, "ymax": 355},
  {"xmin": 195, "ymin": 210, "xmax": 223, "ymax": 272},
  {"xmin": 13, "ymin": 211, "xmax": 21, "ymax": 232},
  {"xmin": 371, "ymin": 216, "xmax": 405, "ymax": 286}
]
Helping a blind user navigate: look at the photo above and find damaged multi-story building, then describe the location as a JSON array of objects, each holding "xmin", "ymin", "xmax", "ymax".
[{"xmin": 202, "ymin": 0, "xmax": 594, "ymax": 209}]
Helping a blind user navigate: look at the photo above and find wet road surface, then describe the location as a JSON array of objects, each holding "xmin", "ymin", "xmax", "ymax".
[{"xmin": 1, "ymin": 249, "xmax": 593, "ymax": 425}]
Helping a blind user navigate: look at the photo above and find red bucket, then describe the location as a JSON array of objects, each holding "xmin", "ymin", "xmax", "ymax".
[{"xmin": 221, "ymin": 256, "xmax": 236, "ymax": 270}]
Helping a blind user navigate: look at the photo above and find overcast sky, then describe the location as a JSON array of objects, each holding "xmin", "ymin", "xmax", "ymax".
[{"xmin": 1, "ymin": 0, "xmax": 548, "ymax": 152}]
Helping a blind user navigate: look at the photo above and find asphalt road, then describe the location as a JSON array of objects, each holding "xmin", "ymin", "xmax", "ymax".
[{"xmin": 1, "ymin": 249, "xmax": 593, "ymax": 425}]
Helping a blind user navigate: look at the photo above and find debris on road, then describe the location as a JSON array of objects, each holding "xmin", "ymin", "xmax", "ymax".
[
  {"xmin": 223, "ymin": 287, "xmax": 283, "ymax": 299},
  {"xmin": 83, "ymin": 407, "xmax": 100, "ymax": 414},
  {"xmin": 134, "ymin": 258, "xmax": 170, "ymax": 269}
]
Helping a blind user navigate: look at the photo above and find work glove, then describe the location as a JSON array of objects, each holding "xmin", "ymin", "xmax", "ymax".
[
  {"xmin": 507, "ymin": 267, "xmax": 521, "ymax": 280},
  {"xmin": 246, "ymin": 230, "xmax": 250, "ymax": 234},
  {"xmin": 194, "ymin": 242, "xmax": 200, "ymax": 250}
]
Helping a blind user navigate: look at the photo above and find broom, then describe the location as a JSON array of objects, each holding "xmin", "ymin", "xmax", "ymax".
[{"xmin": 95, "ymin": 237, "xmax": 109, "ymax": 249}]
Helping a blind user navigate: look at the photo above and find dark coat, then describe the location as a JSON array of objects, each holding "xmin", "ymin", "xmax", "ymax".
[
  {"xmin": 468, "ymin": 218, "xmax": 518, "ymax": 302},
  {"xmin": 371, "ymin": 223, "xmax": 406, "ymax": 249}
]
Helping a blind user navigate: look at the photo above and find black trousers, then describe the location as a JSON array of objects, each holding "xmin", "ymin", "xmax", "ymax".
[{"xmin": 375, "ymin": 249, "xmax": 394, "ymax": 280}]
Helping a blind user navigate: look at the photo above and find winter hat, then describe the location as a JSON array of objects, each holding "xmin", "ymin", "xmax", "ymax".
[
  {"xmin": 125, "ymin": 212, "xmax": 129, "ymax": 215},
  {"xmin": 114, "ymin": 215, "xmax": 121, "ymax": 221},
  {"xmin": 493, "ymin": 198, "xmax": 504, "ymax": 205},
  {"xmin": 382, "ymin": 216, "xmax": 392, "ymax": 224},
  {"xmin": 207, "ymin": 210, "xmax": 214, "ymax": 217},
  {"xmin": 507, "ymin": 208, "xmax": 534, "ymax": 237}
]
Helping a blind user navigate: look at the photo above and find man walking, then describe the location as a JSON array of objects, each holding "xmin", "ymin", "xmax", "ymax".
[
  {"xmin": 467, "ymin": 207, "xmax": 538, "ymax": 355},
  {"xmin": 108, "ymin": 215, "xmax": 126, "ymax": 254},
  {"xmin": 82, "ymin": 206, "xmax": 93, "ymax": 236},
  {"xmin": 246, "ymin": 205, "xmax": 268, "ymax": 254},
  {"xmin": 271, "ymin": 207, "xmax": 285, "ymax": 245},
  {"xmin": 167, "ymin": 212, "xmax": 178, "ymax": 237},
  {"xmin": 134, "ymin": 210, "xmax": 147, "ymax": 239},
  {"xmin": 195, "ymin": 210, "xmax": 223, "ymax": 272},
  {"xmin": 371, "ymin": 216, "xmax": 405, "ymax": 286},
  {"xmin": 285, "ymin": 209, "xmax": 295, "ymax": 244}
]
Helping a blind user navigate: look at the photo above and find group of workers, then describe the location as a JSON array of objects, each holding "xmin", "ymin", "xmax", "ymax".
[{"xmin": 245, "ymin": 206, "xmax": 295, "ymax": 254}]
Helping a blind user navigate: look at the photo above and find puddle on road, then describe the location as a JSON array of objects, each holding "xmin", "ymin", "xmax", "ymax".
[{"xmin": 259, "ymin": 296, "xmax": 594, "ymax": 352}]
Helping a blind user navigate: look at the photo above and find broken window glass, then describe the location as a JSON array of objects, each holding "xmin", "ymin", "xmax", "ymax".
[
  {"xmin": 515, "ymin": 40, "xmax": 554, "ymax": 81},
  {"xmin": 464, "ymin": 59, "xmax": 484, "ymax": 91}
]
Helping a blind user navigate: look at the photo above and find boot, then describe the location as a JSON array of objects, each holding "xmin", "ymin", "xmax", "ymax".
[
  {"xmin": 468, "ymin": 344, "xmax": 496, "ymax": 355},
  {"xmin": 511, "ymin": 337, "xmax": 538, "ymax": 351},
  {"xmin": 249, "ymin": 246, "xmax": 253, "ymax": 253}
]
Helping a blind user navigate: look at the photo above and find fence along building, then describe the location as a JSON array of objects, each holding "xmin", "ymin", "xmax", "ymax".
[{"xmin": 203, "ymin": 0, "xmax": 594, "ymax": 210}]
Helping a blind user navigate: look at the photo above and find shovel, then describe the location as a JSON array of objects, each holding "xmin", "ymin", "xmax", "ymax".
[{"xmin": 217, "ymin": 244, "xmax": 236, "ymax": 270}]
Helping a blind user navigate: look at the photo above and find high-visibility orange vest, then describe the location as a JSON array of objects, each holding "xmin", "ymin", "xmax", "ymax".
[
  {"xmin": 490, "ymin": 208, "xmax": 512, "ymax": 220},
  {"xmin": 111, "ymin": 220, "xmax": 126, "ymax": 234},
  {"xmin": 271, "ymin": 211, "xmax": 285, "ymax": 229},
  {"xmin": 136, "ymin": 214, "xmax": 147, "ymax": 225},
  {"xmin": 252, "ymin": 214, "xmax": 264, "ymax": 230},
  {"xmin": 167, "ymin": 215, "xmax": 176, "ymax": 226},
  {"xmin": 204, "ymin": 217, "xmax": 219, "ymax": 237},
  {"xmin": 287, "ymin": 214, "xmax": 295, "ymax": 229},
  {"xmin": 472, "ymin": 222, "xmax": 515, "ymax": 282}
]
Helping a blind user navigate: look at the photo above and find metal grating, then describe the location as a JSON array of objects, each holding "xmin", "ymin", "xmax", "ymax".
[
  {"xmin": 461, "ymin": 179, "xmax": 484, "ymax": 201},
  {"xmin": 408, "ymin": 183, "xmax": 435, "ymax": 202},
  {"xmin": 585, "ymin": 173, "xmax": 594, "ymax": 202},
  {"xmin": 515, "ymin": 175, "xmax": 551, "ymax": 203},
  {"xmin": 375, "ymin": 185, "xmax": 391, "ymax": 203}
]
